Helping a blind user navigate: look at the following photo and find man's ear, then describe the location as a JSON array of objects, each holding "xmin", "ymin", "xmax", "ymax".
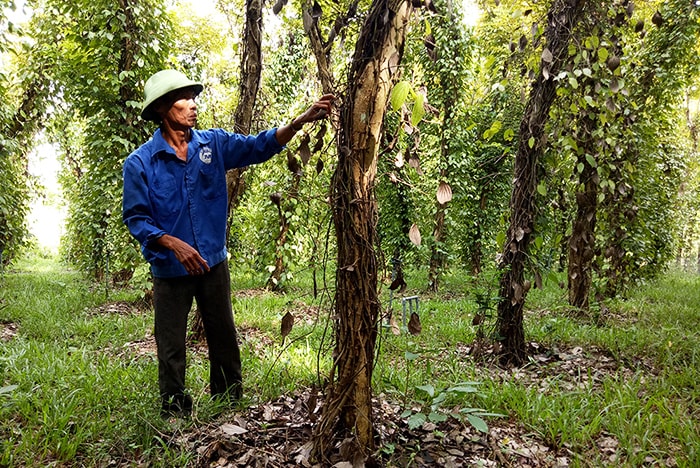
[{"xmin": 152, "ymin": 98, "xmax": 169, "ymax": 120}]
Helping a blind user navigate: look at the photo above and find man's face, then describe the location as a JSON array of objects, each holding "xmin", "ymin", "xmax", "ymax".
[{"xmin": 156, "ymin": 88, "xmax": 198, "ymax": 128}]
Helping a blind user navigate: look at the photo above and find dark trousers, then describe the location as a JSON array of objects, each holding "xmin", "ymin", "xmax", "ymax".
[{"xmin": 152, "ymin": 261, "xmax": 242, "ymax": 401}]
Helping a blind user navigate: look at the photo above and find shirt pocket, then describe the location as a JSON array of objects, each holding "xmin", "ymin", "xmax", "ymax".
[
  {"xmin": 150, "ymin": 174, "xmax": 179, "ymax": 216},
  {"xmin": 199, "ymin": 163, "xmax": 226, "ymax": 200}
]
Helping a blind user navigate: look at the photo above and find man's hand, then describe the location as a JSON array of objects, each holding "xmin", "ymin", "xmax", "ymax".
[
  {"xmin": 293, "ymin": 94, "xmax": 335, "ymax": 126},
  {"xmin": 275, "ymin": 94, "xmax": 335, "ymax": 145},
  {"xmin": 157, "ymin": 234, "xmax": 210, "ymax": 275}
]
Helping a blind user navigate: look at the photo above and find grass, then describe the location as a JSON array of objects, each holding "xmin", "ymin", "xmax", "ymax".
[{"xmin": 1, "ymin": 249, "xmax": 698, "ymax": 467}]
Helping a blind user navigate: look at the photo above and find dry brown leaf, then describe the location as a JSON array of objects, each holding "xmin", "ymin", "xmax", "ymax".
[
  {"xmin": 293, "ymin": 441, "xmax": 313, "ymax": 466},
  {"xmin": 408, "ymin": 312, "xmax": 422, "ymax": 335},
  {"xmin": 262, "ymin": 403, "xmax": 275, "ymax": 421},
  {"xmin": 534, "ymin": 270, "xmax": 543, "ymax": 289},
  {"xmin": 281, "ymin": 311, "xmax": 294, "ymax": 342},
  {"xmin": 542, "ymin": 47, "xmax": 553, "ymax": 63},
  {"xmin": 272, "ymin": 0, "xmax": 287, "ymax": 15},
  {"xmin": 298, "ymin": 133, "xmax": 312, "ymax": 165},
  {"xmin": 389, "ymin": 270, "xmax": 406, "ymax": 291},
  {"xmin": 513, "ymin": 282, "xmax": 523, "ymax": 303},
  {"xmin": 390, "ymin": 314, "xmax": 401, "ymax": 335},
  {"xmin": 408, "ymin": 153, "xmax": 423, "ymax": 175},
  {"xmin": 388, "ymin": 51, "xmax": 400, "ymax": 75},
  {"xmin": 220, "ymin": 423, "xmax": 247, "ymax": 436},
  {"xmin": 312, "ymin": 123, "xmax": 327, "ymax": 153},
  {"xmin": 437, "ymin": 181, "xmax": 453, "ymax": 205},
  {"xmin": 409, "ymin": 223, "xmax": 421, "ymax": 246},
  {"xmin": 287, "ymin": 151, "xmax": 302, "ymax": 175},
  {"xmin": 332, "ymin": 462, "xmax": 353, "ymax": 468}
]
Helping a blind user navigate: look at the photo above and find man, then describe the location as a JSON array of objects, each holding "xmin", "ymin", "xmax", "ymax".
[{"xmin": 122, "ymin": 69, "xmax": 333, "ymax": 414}]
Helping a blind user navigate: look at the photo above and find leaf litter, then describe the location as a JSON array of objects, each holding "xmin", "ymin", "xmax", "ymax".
[
  {"xmin": 85, "ymin": 302, "xmax": 663, "ymax": 466},
  {"xmin": 1, "ymin": 319, "xmax": 18, "ymax": 341},
  {"xmin": 154, "ymin": 339, "xmax": 662, "ymax": 468},
  {"xmin": 164, "ymin": 387, "xmax": 571, "ymax": 468}
]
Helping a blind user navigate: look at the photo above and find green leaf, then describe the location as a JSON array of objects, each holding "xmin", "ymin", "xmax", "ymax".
[
  {"xmin": 466, "ymin": 414, "xmax": 489, "ymax": 433},
  {"xmin": 537, "ymin": 182, "xmax": 547, "ymax": 196},
  {"xmin": 381, "ymin": 443, "xmax": 396, "ymax": 455},
  {"xmin": 411, "ymin": 93, "xmax": 425, "ymax": 126},
  {"xmin": 391, "ymin": 81, "xmax": 411, "ymax": 111},
  {"xmin": 416, "ymin": 384, "xmax": 435, "ymax": 397},
  {"xmin": 473, "ymin": 412, "xmax": 507, "ymax": 418},
  {"xmin": 0, "ymin": 385, "xmax": 18, "ymax": 395},
  {"xmin": 432, "ymin": 392, "xmax": 448, "ymax": 407},
  {"xmin": 448, "ymin": 385, "xmax": 478, "ymax": 393},
  {"xmin": 428, "ymin": 412, "xmax": 448, "ymax": 423},
  {"xmin": 483, "ymin": 120, "xmax": 502, "ymax": 140},
  {"xmin": 534, "ymin": 236, "xmax": 544, "ymax": 250},
  {"xmin": 585, "ymin": 154, "xmax": 597, "ymax": 168},
  {"xmin": 407, "ymin": 412, "xmax": 427, "ymax": 430},
  {"xmin": 528, "ymin": 137, "xmax": 535, "ymax": 148},
  {"xmin": 405, "ymin": 351, "xmax": 420, "ymax": 361},
  {"xmin": 453, "ymin": 381, "xmax": 482, "ymax": 387},
  {"xmin": 496, "ymin": 231, "xmax": 506, "ymax": 247}
]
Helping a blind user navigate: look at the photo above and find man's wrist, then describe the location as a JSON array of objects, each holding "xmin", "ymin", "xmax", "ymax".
[{"xmin": 290, "ymin": 119, "xmax": 303, "ymax": 132}]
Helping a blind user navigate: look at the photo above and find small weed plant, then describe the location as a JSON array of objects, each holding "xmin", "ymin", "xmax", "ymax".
[{"xmin": 402, "ymin": 379, "xmax": 505, "ymax": 433}]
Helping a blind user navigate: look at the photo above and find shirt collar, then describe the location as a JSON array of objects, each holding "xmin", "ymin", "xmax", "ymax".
[
  {"xmin": 151, "ymin": 128, "xmax": 212, "ymax": 159},
  {"xmin": 152, "ymin": 128, "xmax": 176, "ymax": 157},
  {"xmin": 190, "ymin": 128, "xmax": 212, "ymax": 146}
]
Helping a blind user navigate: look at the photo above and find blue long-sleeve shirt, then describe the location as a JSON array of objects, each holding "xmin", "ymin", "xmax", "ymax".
[{"xmin": 122, "ymin": 127, "xmax": 283, "ymax": 278}]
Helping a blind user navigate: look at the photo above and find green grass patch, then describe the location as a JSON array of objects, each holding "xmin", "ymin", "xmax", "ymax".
[{"xmin": 1, "ymin": 252, "xmax": 698, "ymax": 466}]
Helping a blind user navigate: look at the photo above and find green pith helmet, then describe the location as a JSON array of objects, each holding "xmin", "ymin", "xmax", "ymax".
[{"xmin": 140, "ymin": 69, "xmax": 203, "ymax": 121}]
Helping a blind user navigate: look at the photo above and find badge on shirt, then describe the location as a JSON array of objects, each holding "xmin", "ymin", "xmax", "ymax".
[{"xmin": 199, "ymin": 146, "xmax": 213, "ymax": 164}]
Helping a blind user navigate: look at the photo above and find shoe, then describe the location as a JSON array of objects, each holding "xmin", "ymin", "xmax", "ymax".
[
  {"xmin": 161, "ymin": 393, "xmax": 193, "ymax": 415},
  {"xmin": 229, "ymin": 383, "xmax": 242, "ymax": 401}
]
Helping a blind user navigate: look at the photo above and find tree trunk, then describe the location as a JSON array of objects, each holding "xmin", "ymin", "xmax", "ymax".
[
  {"xmin": 567, "ymin": 89, "xmax": 600, "ymax": 312},
  {"xmin": 567, "ymin": 152, "xmax": 598, "ymax": 311},
  {"xmin": 470, "ymin": 217, "xmax": 483, "ymax": 275},
  {"xmin": 312, "ymin": 0, "xmax": 413, "ymax": 461},
  {"xmin": 600, "ymin": 0, "xmax": 700, "ymax": 298},
  {"xmin": 601, "ymin": 180, "xmax": 634, "ymax": 298},
  {"xmin": 557, "ymin": 187, "xmax": 569, "ymax": 271},
  {"xmin": 225, "ymin": 0, "xmax": 263, "ymax": 217},
  {"xmin": 428, "ymin": 196, "xmax": 447, "ymax": 291},
  {"xmin": 496, "ymin": 0, "xmax": 585, "ymax": 366}
]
